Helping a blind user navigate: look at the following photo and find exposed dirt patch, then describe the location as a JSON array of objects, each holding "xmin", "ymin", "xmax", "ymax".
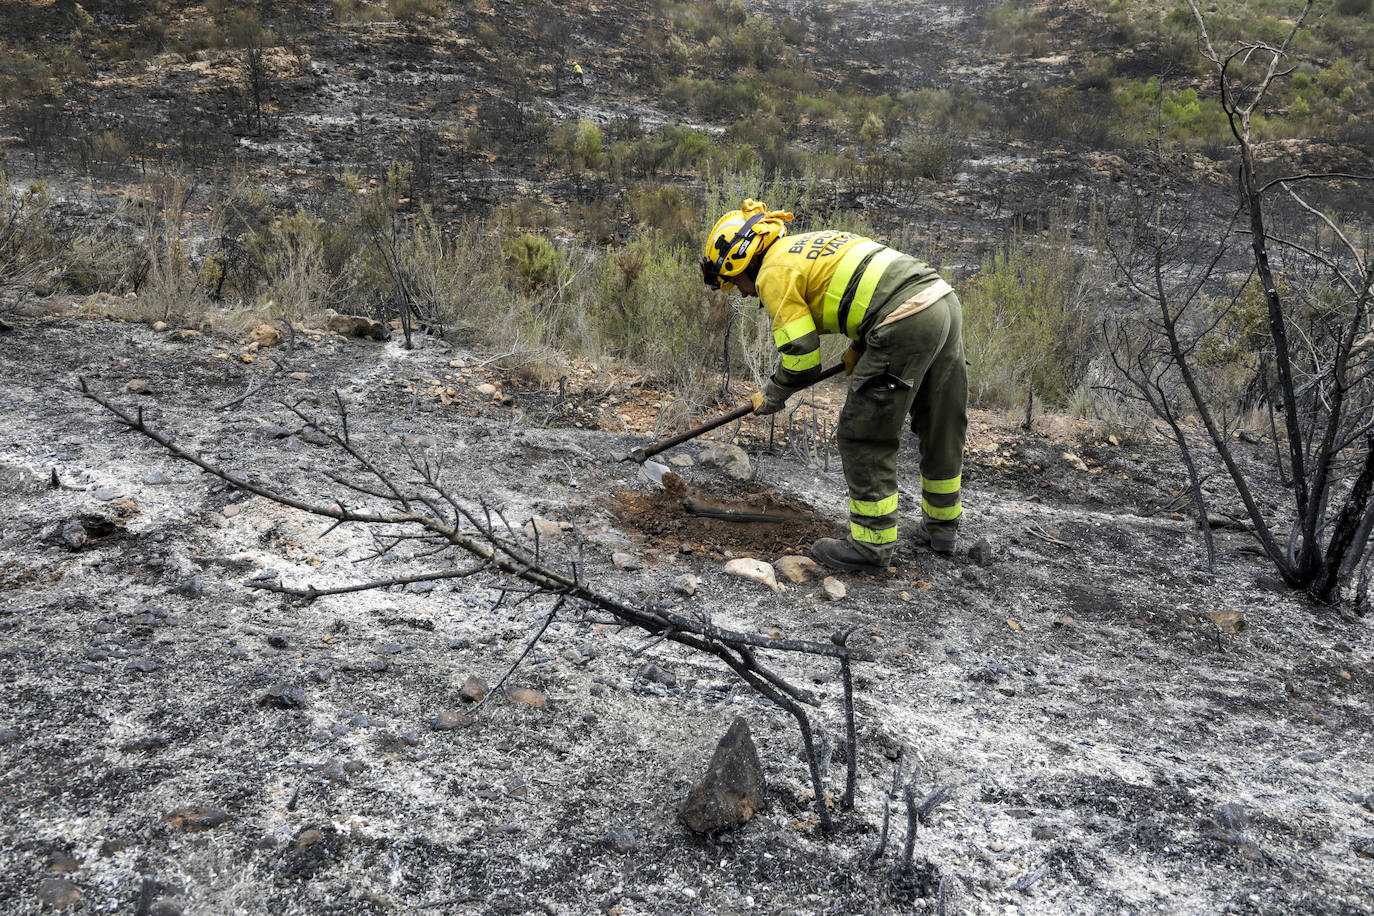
[{"xmin": 610, "ymin": 483, "xmax": 842, "ymax": 558}]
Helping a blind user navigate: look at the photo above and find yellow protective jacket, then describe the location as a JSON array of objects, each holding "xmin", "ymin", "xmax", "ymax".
[{"xmin": 756, "ymin": 231, "xmax": 945, "ymax": 389}]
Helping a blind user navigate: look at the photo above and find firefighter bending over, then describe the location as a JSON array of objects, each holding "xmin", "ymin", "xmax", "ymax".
[{"xmin": 700, "ymin": 199, "xmax": 968, "ymax": 573}]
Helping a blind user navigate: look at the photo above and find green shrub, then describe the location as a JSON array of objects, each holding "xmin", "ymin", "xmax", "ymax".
[
  {"xmin": 960, "ymin": 202, "xmax": 1102, "ymax": 409},
  {"xmin": 503, "ymin": 234, "xmax": 561, "ymax": 293},
  {"xmin": 388, "ymin": 0, "xmax": 445, "ymax": 21}
]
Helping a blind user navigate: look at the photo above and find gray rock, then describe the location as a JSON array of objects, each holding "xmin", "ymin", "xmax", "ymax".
[
  {"xmin": 640, "ymin": 663, "xmax": 677, "ymax": 688},
  {"xmin": 603, "ymin": 827, "xmax": 637, "ymax": 854},
  {"xmin": 93, "ymin": 486, "xmax": 121, "ymax": 501},
  {"xmin": 672, "ymin": 574, "xmax": 699, "ymax": 597},
  {"xmin": 1216, "ymin": 803, "xmax": 1249, "ymax": 830},
  {"xmin": 0, "ymin": 461, "xmax": 45, "ymax": 495},
  {"xmin": 170, "ymin": 577, "xmax": 204, "ymax": 599},
  {"xmin": 678, "ymin": 717, "xmax": 764, "ymax": 834},
  {"xmin": 60, "ymin": 519, "xmax": 87, "ymax": 551},
  {"xmin": 143, "ymin": 471, "xmax": 171, "ymax": 485},
  {"xmin": 612, "ymin": 551, "xmax": 642, "ymax": 571},
  {"xmin": 0, "ymin": 727, "xmax": 19, "ymax": 745},
  {"xmin": 258, "ymin": 685, "xmax": 308, "ymax": 710},
  {"xmin": 968, "ymin": 538, "xmax": 994, "ymax": 567},
  {"xmin": 399, "ymin": 731, "xmax": 421, "ymax": 747},
  {"xmin": 431, "ymin": 710, "xmax": 472, "ymax": 731},
  {"xmin": 128, "ymin": 658, "xmax": 160, "ymax": 673},
  {"xmin": 698, "ymin": 442, "xmax": 751, "ymax": 480},
  {"xmin": 299, "ymin": 426, "xmax": 331, "ymax": 447},
  {"xmin": 320, "ymin": 759, "xmax": 347, "ymax": 782}
]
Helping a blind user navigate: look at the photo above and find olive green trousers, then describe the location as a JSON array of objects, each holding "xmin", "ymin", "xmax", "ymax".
[{"xmin": 836, "ymin": 293, "xmax": 967, "ymax": 564}]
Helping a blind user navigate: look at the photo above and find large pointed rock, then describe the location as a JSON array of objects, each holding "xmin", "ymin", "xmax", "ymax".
[{"xmin": 678, "ymin": 718, "xmax": 764, "ymax": 834}]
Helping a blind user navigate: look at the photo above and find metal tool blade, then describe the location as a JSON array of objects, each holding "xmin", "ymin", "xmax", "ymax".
[{"xmin": 639, "ymin": 459, "xmax": 670, "ymax": 488}]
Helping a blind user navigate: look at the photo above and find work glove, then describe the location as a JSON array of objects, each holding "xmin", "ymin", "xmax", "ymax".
[
  {"xmin": 751, "ymin": 380, "xmax": 792, "ymax": 416},
  {"xmin": 842, "ymin": 345, "xmax": 862, "ymax": 376}
]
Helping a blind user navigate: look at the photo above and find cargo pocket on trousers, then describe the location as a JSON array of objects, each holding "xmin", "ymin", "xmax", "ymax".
[{"xmin": 840, "ymin": 371, "xmax": 913, "ymax": 439}]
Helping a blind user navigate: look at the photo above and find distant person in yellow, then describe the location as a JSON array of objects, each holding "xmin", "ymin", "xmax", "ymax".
[
  {"xmin": 572, "ymin": 62, "xmax": 586, "ymax": 89},
  {"xmin": 700, "ymin": 199, "xmax": 967, "ymax": 573}
]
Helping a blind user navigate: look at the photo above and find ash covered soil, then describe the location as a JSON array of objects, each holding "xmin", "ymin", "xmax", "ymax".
[{"xmin": 1, "ymin": 317, "xmax": 1372, "ymax": 916}]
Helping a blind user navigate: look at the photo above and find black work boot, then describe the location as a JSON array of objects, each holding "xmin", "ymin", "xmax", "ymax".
[
  {"xmin": 913, "ymin": 520, "xmax": 957, "ymax": 555},
  {"xmin": 810, "ymin": 537, "xmax": 888, "ymax": 574}
]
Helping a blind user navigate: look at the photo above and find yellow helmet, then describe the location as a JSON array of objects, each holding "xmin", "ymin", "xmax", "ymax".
[{"xmin": 699, "ymin": 198, "xmax": 793, "ymax": 291}]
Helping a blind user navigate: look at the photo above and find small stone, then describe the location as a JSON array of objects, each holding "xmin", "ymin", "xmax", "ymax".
[
  {"xmin": 1062, "ymin": 452, "xmax": 1089, "ymax": 472},
  {"xmin": 152, "ymin": 321, "xmax": 168, "ymax": 332},
  {"xmin": 504, "ymin": 686, "xmax": 549, "ymax": 708},
  {"xmin": 162, "ymin": 807, "xmax": 230, "ymax": 831},
  {"xmin": 60, "ymin": 519, "xmax": 87, "ymax": 550},
  {"xmin": 37, "ymin": 877, "xmax": 81, "ymax": 909},
  {"xmin": 640, "ymin": 663, "xmax": 677, "ymax": 688},
  {"xmin": 430, "ymin": 710, "xmax": 472, "ymax": 731},
  {"xmin": 119, "ymin": 734, "xmax": 168, "ymax": 753},
  {"xmin": 250, "ymin": 324, "xmax": 282, "ymax": 347},
  {"xmin": 46, "ymin": 852, "xmax": 79, "ymax": 873},
  {"xmin": 1296, "ymin": 751, "xmax": 1326, "ymax": 764},
  {"xmin": 399, "ymin": 731, "xmax": 421, "ymax": 747},
  {"xmin": 126, "ymin": 379, "xmax": 153, "ymax": 394},
  {"xmin": 723, "ymin": 558, "xmax": 781, "ymax": 591},
  {"xmin": 668, "ymin": 454, "xmax": 694, "ymax": 467},
  {"xmin": 93, "ymin": 486, "xmax": 120, "ymax": 501},
  {"xmin": 968, "ymin": 538, "xmax": 994, "ymax": 567},
  {"xmin": 774, "ymin": 555, "xmax": 823, "ymax": 584},
  {"xmin": 222, "ymin": 504, "xmax": 241, "ymax": 518},
  {"xmin": 143, "ymin": 470, "xmax": 170, "ymax": 485},
  {"xmin": 820, "ymin": 577, "xmax": 846, "ymax": 601},
  {"xmin": 603, "ymin": 827, "xmax": 637, "ymax": 854},
  {"xmin": 679, "ymin": 718, "xmax": 764, "ymax": 834},
  {"xmin": 170, "ymin": 577, "xmax": 203, "ymax": 599},
  {"xmin": 257, "ymin": 684, "xmax": 308, "ymax": 710},
  {"xmin": 612, "ymin": 551, "xmax": 642, "ymax": 571},
  {"xmin": 320, "ymin": 759, "xmax": 347, "ymax": 782},
  {"xmin": 698, "ymin": 442, "xmax": 751, "ymax": 480},
  {"xmin": 128, "ymin": 658, "xmax": 160, "ymax": 673},
  {"xmin": 1031, "ymin": 824, "xmax": 1058, "ymax": 841},
  {"xmin": 1208, "ymin": 609, "xmax": 1247, "ymax": 635},
  {"xmin": 476, "ymin": 383, "xmax": 498, "ymax": 396},
  {"xmin": 343, "ymin": 760, "xmax": 365, "ymax": 775},
  {"xmin": 149, "ymin": 899, "xmax": 183, "ymax": 916},
  {"xmin": 299, "ymin": 426, "xmax": 331, "ymax": 447},
  {"xmin": 294, "ymin": 829, "xmax": 324, "ymax": 851},
  {"xmin": 523, "ymin": 517, "xmax": 564, "ymax": 541},
  {"xmin": 672, "ymin": 574, "xmax": 699, "ymax": 597},
  {"xmin": 459, "ymin": 675, "xmax": 489, "ymax": 703},
  {"xmin": 0, "ymin": 727, "xmax": 19, "ymax": 745},
  {"xmin": 1215, "ymin": 803, "xmax": 1249, "ymax": 830}
]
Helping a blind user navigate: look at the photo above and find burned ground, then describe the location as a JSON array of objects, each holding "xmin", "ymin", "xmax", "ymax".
[{"xmin": 0, "ymin": 316, "xmax": 1370, "ymax": 915}]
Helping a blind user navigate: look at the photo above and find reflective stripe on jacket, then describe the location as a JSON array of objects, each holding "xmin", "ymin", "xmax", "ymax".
[{"xmin": 755, "ymin": 231, "xmax": 945, "ymax": 388}]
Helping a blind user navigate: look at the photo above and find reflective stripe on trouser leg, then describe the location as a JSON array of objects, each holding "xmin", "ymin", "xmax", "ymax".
[
  {"xmin": 850, "ymin": 493, "xmax": 899, "ymax": 549},
  {"xmin": 921, "ymin": 474, "xmax": 962, "ymax": 522}
]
